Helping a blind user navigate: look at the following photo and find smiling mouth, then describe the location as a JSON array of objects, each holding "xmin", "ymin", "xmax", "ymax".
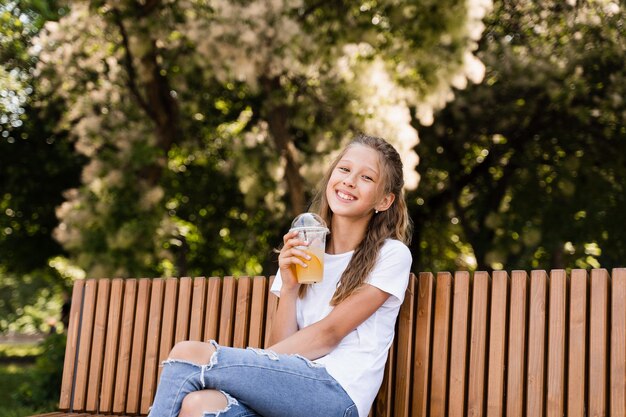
[{"xmin": 336, "ymin": 190, "xmax": 356, "ymax": 201}]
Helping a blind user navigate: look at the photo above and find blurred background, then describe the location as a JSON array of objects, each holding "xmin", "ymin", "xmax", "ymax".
[{"xmin": 0, "ymin": 0, "xmax": 624, "ymax": 415}]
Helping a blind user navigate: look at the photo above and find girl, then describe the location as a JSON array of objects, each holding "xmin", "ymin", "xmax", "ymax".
[{"xmin": 147, "ymin": 134, "xmax": 413, "ymax": 417}]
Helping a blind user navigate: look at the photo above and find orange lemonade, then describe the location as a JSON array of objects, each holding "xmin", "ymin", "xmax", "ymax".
[{"xmin": 295, "ymin": 247, "xmax": 324, "ymax": 283}]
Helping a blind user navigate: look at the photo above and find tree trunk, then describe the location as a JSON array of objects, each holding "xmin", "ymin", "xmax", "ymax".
[{"xmin": 262, "ymin": 77, "xmax": 306, "ymax": 217}]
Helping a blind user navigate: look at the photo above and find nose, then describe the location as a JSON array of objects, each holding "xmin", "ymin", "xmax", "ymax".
[{"xmin": 342, "ymin": 174, "xmax": 356, "ymax": 188}]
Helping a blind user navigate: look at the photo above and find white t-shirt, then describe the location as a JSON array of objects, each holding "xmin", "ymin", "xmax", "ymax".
[{"xmin": 270, "ymin": 239, "xmax": 412, "ymax": 417}]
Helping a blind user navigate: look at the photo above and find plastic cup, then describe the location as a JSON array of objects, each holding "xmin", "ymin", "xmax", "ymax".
[{"xmin": 289, "ymin": 213, "xmax": 329, "ymax": 284}]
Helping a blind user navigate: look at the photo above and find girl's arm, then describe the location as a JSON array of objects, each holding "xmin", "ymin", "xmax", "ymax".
[
  {"xmin": 268, "ymin": 283, "xmax": 390, "ymax": 359},
  {"xmin": 267, "ymin": 230, "xmax": 308, "ymax": 346}
]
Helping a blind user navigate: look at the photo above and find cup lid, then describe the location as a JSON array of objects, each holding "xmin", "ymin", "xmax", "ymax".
[{"xmin": 290, "ymin": 213, "xmax": 329, "ymax": 233}]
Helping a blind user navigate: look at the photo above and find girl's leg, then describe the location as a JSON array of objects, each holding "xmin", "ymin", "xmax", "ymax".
[
  {"xmin": 148, "ymin": 341, "xmax": 218, "ymax": 417},
  {"xmin": 148, "ymin": 341, "xmax": 356, "ymax": 417},
  {"xmin": 179, "ymin": 389, "xmax": 259, "ymax": 417}
]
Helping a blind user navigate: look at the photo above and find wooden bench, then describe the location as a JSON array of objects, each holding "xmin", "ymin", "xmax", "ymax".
[{"xmin": 32, "ymin": 268, "xmax": 625, "ymax": 417}]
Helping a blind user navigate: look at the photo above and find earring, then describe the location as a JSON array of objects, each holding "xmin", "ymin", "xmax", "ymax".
[{"xmin": 375, "ymin": 210, "xmax": 379, "ymax": 214}]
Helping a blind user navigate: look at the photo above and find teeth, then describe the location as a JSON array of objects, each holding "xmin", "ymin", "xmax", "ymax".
[{"xmin": 337, "ymin": 191, "xmax": 355, "ymax": 201}]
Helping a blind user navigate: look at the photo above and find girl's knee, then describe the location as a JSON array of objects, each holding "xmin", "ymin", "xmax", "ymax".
[
  {"xmin": 179, "ymin": 390, "xmax": 229, "ymax": 417},
  {"xmin": 168, "ymin": 341, "xmax": 216, "ymax": 364}
]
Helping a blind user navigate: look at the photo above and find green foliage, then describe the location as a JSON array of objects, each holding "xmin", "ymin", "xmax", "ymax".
[
  {"xmin": 0, "ymin": 363, "xmax": 40, "ymax": 417},
  {"xmin": 410, "ymin": 0, "xmax": 626, "ymax": 271},
  {"xmin": 14, "ymin": 333, "xmax": 66, "ymax": 411}
]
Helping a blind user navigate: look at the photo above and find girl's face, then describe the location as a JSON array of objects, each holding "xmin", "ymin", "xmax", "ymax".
[{"xmin": 326, "ymin": 144, "xmax": 394, "ymax": 220}]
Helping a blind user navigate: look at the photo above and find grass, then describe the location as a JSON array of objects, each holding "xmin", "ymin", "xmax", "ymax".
[
  {"xmin": 0, "ymin": 362, "xmax": 42, "ymax": 417},
  {"xmin": 0, "ymin": 342, "xmax": 58, "ymax": 417}
]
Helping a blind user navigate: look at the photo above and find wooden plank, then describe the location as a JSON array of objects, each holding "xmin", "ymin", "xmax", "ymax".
[
  {"xmin": 611, "ymin": 268, "xmax": 626, "ymax": 417},
  {"xmin": 72, "ymin": 278, "xmax": 98, "ymax": 411},
  {"xmin": 589, "ymin": 268, "xmax": 609, "ymax": 416},
  {"xmin": 430, "ymin": 272, "xmax": 453, "ymax": 417},
  {"xmin": 158, "ymin": 278, "xmax": 178, "ymax": 371},
  {"xmin": 233, "ymin": 277, "xmax": 252, "ymax": 348},
  {"xmin": 174, "ymin": 277, "xmax": 193, "ymax": 343},
  {"xmin": 526, "ymin": 270, "xmax": 547, "ymax": 417},
  {"xmin": 486, "ymin": 270, "xmax": 509, "ymax": 417},
  {"xmin": 264, "ymin": 276, "xmax": 279, "ymax": 348},
  {"xmin": 393, "ymin": 273, "xmax": 416, "ymax": 417},
  {"xmin": 248, "ymin": 276, "xmax": 268, "ymax": 348},
  {"xmin": 373, "ymin": 338, "xmax": 395, "ymax": 417},
  {"xmin": 412, "ymin": 272, "xmax": 434, "ymax": 417},
  {"xmin": 546, "ymin": 270, "xmax": 566, "ymax": 417},
  {"xmin": 59, "ymin": 279, "xmax": 85, "ymax": 410},
  {"xmin": 189, "ymin": 277, "xmax": 207, "ymax": 341},
  {"xmin": 99, "ymin": 278, "xmax": 124, "ymax": 413},
  {"xmin": 204, "ymin": 277, "xmax": 222, "ymax": 342},
  {"xmin": 125, "ymin": 278, "xmax": 151, "ymax": 415},
  {"xmin": 86, "ymin": 279, "xmax": 111, "ymax": 412},
  {"xmin": 567, "ymin": 269, "xmax": 587, "ymax": 417},
  {"xmin": 507, "ymin": 270, "xmax": 528, "ymax": 417},
  {"xmin": 448, "ymin": 271, "xmax": 471, "ymax": 417},
  {"xmin": 218, "ymin": 277, "xmax": 237, "ymax": 346},
  {"xmin": 140, "ymin": 278, "xmax": 165, "ymax": 415},
  {"xmin": 467, "ymin": 271, "xmax": 489, "ymax": 417},
  {"xmin": 113, "ymin": 279, "xmax": 137, "ymax": 414}
]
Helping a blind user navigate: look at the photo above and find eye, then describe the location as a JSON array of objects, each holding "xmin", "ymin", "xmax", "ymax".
[
  {"xmin": 338, "ymin": 166, "xmax": 350, "ymax": 172},
  {"xmin": 362, "ymin": 175, "xmax": 374, "ymax": 182}
]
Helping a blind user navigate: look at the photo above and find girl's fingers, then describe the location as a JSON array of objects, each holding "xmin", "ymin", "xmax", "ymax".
[
  {"xmin": 291, "ymin": 248, "xmax": 311, "ymax": 260},
  {"xmin": 279, "ymin": 256, "xmax": 307, "ymax": 269},
  {"xmin": 286, "ymin": 238, "xmax": 308, "ymax": 249},
  {"xmin": 279, "ymin": 247, "xmax": 311, "ymax": 261},
  {"xmin": 282, "ymin": 230, "xmax": 299, "ymax": 244}
]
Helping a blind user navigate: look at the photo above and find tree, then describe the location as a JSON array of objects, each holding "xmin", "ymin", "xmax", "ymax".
[
  {"xmin": 0, "ymin": 0, "xmax": 83, "ymax": 332},
  {"xmin": 410, "ymin": 0, "xmax": 626, "ymax": 271},
  {"xmin": 32, "ymin": 0, "xmax": 491, "ymax": 279}
]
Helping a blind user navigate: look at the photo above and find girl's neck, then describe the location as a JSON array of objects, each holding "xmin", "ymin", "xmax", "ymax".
[{"xmin": 326, "ymin": 214, "xmax": 371, "ymax": 254}]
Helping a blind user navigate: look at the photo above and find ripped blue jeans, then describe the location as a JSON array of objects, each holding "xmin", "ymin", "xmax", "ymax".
[{"xmin": 147, "ymin": 341, "xmax": 358, "ymax": 417}]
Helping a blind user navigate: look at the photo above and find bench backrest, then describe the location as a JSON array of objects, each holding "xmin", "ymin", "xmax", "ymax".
[{"xmin": 59, "ymin": 269, "xmax": 626, "ymax": 417}]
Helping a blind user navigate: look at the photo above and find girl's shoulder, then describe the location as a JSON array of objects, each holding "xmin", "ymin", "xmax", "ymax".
[{"xmin": 379, "ymin": 239, "xmax": 412, "ymax": 263}]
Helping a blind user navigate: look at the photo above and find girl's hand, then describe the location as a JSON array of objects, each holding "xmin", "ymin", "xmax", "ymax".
[{"xmin": 278, "ymin": 230, "xmax": 310, "ymax": 292}]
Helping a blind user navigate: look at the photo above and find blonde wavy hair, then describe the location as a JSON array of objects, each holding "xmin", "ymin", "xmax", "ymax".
[{"xmin": 304, "ymin": 133, "xmax": 413, "ymax": 305}]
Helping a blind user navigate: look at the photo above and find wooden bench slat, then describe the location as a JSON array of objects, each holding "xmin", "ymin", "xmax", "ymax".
[
  {"xmin": 430, "ymin": 272, "xmax": 452, "ymax": 417},
  {"xmin": 448, "ymin": 271, "xmax": 471, "ymax": 417},
  {"xmin": 59, "ymin": 279, "xmax": 85, "ymax": 410},
  {"xmin": 126, "ymin": 278, "xmax": 152, "ymax": 414},
  {"xmin": 72, "ymin": 279, "xmax": 98, "ymax": 411},
  {"xmin": 140, "ymin": 278, "xmax": 165, "ymax": 415},
  {"xmin": 567, "ymin": 269, "xmax": 588, "ymax": 417},
  {"xmin": 157, "ymin": 278, "xmax": 179, "ymax": 381},
  {"xmin": 174, "ymin": 277, "xmax": 193, "ymax": 343},
  {"xmin": 506, "ymin": 271, "xmax": 528, "ymax": 417},
  {"xmin": 589, "ymin": 268, "xmax": 609, "ymax": 416},
  {"xmin": 112, "ymin": 279, "xmax": 137, "ymax": 414},
  {"xmin": 467, "ymin": 271, "xmax": 489, "ymax": 417},
  {"xmin": 486, "ymin": 270, "xmax": 508, "ymax": 417},
  {"xmin": 85, "ymin": 279, "xmax": 111, "ymax": 412},
  {"xmin": 412, "ymin": 272, "xmax": 434, "ymax": 417},
  {"xmin": 248, "ymin": 276, "xmax": 268, "ymax": 349},
  {"xmin": 263, "ymin": 276, "xmax": 278, "ymax": 348},
  {"xmin": 99, "ymin": 279, "xmax": 124, "ymax": 413},
  {"xmin": 611, "ymin": 268, "xmax": 626, "ymax": 417},
  {"xmin": 233, "ymin": 277, "xmax": 252, "ymax": 348},
  {"xmin": 189, "ymin": 277, "xmax": 207, "ymax": 341},
  {"xmin": 526, "ymin": 270, "xmax": 547, "ymax": 417},
  {"xmin": 393, "ymin": 273, "xmax": 417, "ymax": 417},
  {"xmin": 218, "ymin": 277, "xmax": 237, "ymax": 346},
  {"xmin": 204, "ymin": 277, "xmax": 222, "ymax": 342},
  {"xmin": 374, "ymin": 338, "xmax": 395, "ymax": 417},
  {"xmin": 546, "ymin": 270, "xmax": 566, "ymax": 417}
]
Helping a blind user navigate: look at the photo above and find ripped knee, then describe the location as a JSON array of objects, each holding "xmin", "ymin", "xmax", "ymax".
[
  {"xmin": 180, "ymin": 390, "xmax": 238, "ymax": 417},
  {"xmin": 168, "ymin": 340, "xmax": 217, "ymax": 365}
]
